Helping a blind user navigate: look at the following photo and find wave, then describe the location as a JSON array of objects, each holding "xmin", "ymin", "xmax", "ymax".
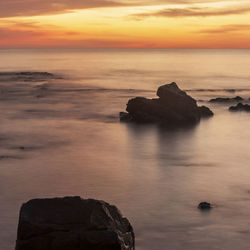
[
  {"xmin": 34, "ymin": 83, "xmax": 154, "ymax": 94},
  {"xmin": 0, "ymin": 72, "xmax": 60, "ymax": 82},
  {"xmin": 186, "ymin": 88, "xmax": 250, "ymax": 93}
]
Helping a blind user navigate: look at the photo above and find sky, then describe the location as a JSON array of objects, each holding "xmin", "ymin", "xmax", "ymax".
[{"xmin": 0, "ymin": 0, "xmax": 250, "ymax": 48}]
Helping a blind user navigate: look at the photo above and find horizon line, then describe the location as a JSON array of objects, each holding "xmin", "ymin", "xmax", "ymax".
[{"xmin": 1, "ymin": 47, "xmax": 250, "ymax": 50}]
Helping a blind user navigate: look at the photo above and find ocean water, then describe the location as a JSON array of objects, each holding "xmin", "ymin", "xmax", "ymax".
[{"xmin": 1, "ymin": 49, "xmax": 250, "ymax": 249}]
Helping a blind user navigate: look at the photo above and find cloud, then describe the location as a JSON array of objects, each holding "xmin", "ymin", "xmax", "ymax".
[
  {"xmin": 0, "ymin": 20, "xmax": 154, "ymax": 48},
  {"xmin": 122, "ymin": 0, "xmax": 247, "ymax": 5},
  {"xmin": 0, "ymin": 21, "xmax": 79, "ymax": 40},
  {"xmin": 0, "ymin": 0, "xmax": 125, "ymax": 18},
  {"xmin": 0, "ymin": 0, "xmax": 247, "ymax": 18},
  {"xmin": 198, "ymin": 24, "xmax": 250, "ymax": 34},
  {"xmin": 131, "ymin": 5, "xmax": 250, "ymax": 19},
  {"xmin": 0, "ymin": 29, "xmax": 153, "ymax": 48}
]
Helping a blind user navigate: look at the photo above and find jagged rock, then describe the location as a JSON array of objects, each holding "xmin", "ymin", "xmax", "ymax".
[
  {"xmin": 198, "ymin": 202, "xmax": 212, "ymax": 210},
  {"xmin": 121, "ymin": 82, "xmax": 213, "ymax": 126},
  {"xmin": 229, "ymin": 103, "xmax": 250, "ymax": 112},
  {"xmin": 15, "ymin": 196, "xmax": 135, "ymax": 250},
  {"xmin": 198, "ymin": 106, "xmax": 214, "ymax": 117},
  {"xmin": 209, "ymin": 96, "xmax": 243, "ymax": 103}
]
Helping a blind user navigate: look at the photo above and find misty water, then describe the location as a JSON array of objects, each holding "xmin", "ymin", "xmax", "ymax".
[{"xmin": 1, "ymin": 49, "xmax": 250, "ymax": 249}]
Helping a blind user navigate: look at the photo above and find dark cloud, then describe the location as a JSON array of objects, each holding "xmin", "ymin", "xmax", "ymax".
[
  {"xmin": 198, "ymin": 24, "xmax": 250, "ymax": 34},
  {"xmin": 0, "ymin": 0, "xmax": 125, "ymax": 18},
  {"xmin": 131, "ymin": 6, "xmax": 250, "ymax": 19},
  {"xmin": 0, "ymin": 0, "xmax": 246, "ymax": 18}
]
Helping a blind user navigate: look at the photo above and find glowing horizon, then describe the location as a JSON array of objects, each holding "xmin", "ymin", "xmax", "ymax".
[{"xmin": 1, "ymin": 0, "xmax": 250, "ymax": 49}]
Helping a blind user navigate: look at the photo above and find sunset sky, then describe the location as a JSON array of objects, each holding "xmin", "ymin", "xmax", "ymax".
[{"xmin": 0, "ymin": 0, "xmax": 250, "ymax": 48}]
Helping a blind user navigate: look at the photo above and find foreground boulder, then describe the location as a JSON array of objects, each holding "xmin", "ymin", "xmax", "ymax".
[
  {"xmin": 229, "ymin": 103, "xmax": 250, "ymax": 112},
  {"xmin": 209, "ymin": 96, "xmax": 243, "ymax": 103},
  {"xmin": 121, "ymin": 82, "xmax": 213, "ymax": 126},
  {"xmin": 15, "ymin": 196, "xmax": 135, "ymax": 250}
]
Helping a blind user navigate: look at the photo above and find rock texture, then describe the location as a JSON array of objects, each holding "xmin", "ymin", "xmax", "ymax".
[
  {"xmin": 15, "ymin": 196, "xmax": 135, "ymax": 250},
  {"xmin": 229, "ymin": 102, "xmax": 250, "ymax": 112},
  {"xmin": 209, "ymin": 96, "xmax": 243, "ymax": 103},
  {"xmin": 121, "ymin": 82, "xmax": 213, "ymax": 126}
]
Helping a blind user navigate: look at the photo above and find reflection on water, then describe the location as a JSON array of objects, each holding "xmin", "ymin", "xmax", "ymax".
[{"xmin": 1, "ymin": 49, "xmax": 250, "ymax": 249}]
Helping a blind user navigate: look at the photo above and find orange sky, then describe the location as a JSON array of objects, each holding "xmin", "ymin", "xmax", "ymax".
[{"xmin": 0, "ymin": 0, "xmax": 250, "ymax": 48}]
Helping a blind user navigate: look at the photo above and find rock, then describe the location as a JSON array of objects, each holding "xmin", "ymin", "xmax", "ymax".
[
  {"xmin": 229, "ymin": 103, "xmax": 250, "ymax": 112},
  {"xmin": 198, "ymin": 106, "xmax": 214, "ymax": 117},
  {"xmin": 209, "ymin": 96, "xmax": 243, "ymax": 103},
  {"xmin": 198, "ymin": 202, "xmax": 212, "ymax": 210},
  {"xmin": 15, "ymin": 196, "xmax": 135, "ymax": 250},
  {"xmin": 120, "ymin": 112, "xmax": 132, "ymax": 122},
  {"xmin": 121, "ymin": 82, "xmax": 213, "ymax": 126}
]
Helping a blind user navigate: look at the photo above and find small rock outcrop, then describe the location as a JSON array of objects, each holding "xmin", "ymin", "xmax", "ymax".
[
  {"xmin": 120, "ymin": 112, "xmax": 132, "ymax": 122},
  {"xmin": 229, "ymin": 103, "xmax": 250, "ymax": 112},
  {"xmin": 209, "ymin": 96, "xmax": 243, "ymax": 103},
  {"xmin": 198, "ymin": 202, "xmax": 212, "ymax": 210},
  {"xmin": 15, "ymin": 196, "xmax": 135, "ymax": 250},
  {"xmin": 198, "ymin": 106, "xmax": 214, "ymax": 117},
  {"xmin": 120, "ymin": 82, "xmax": 213, "ymax": 126}
]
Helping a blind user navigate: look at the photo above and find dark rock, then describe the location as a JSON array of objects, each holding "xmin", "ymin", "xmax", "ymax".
[
  {"xmin": 198, "ymin": 202, "xmax": 212, "ymax": 210},
  {"xmin": 120, "ymin": 112, "xmax": 132, "ymax": 122},
  {"xmin": 121, "ymin": 82, "xmax": 213, "ymax": 126},
  {"xmin": 229, "ymin": 102, "xmax": 250, "ymax": 112},
  {"xmin": 198, "ymin": 106, "xmax": 214, "ymax": 117},
  {"xmin": 15, "ymin": 196, "xmax": 135, "ymax": 250},
  {"xmin": 209, "ymin": 96, "xmax": 243, "ymax": 103}
]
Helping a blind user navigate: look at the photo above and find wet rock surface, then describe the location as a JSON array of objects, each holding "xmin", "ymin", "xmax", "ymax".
[
  {"xmin": 15, "ymin": 196, "xmax": 135, "ymax": 250},
  {"xmin": 229, "ymin": 103, "xmax": 250, "ymax": 112},
  {"xmin": 209, "ymin": 96, "xmax": 243, "ymax": 103},
  {"xmin": 121, "ymin": 82, "xmax": 213, "ymax": 126}
]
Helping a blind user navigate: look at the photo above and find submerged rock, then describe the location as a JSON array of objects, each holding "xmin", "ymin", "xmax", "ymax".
[
  {"xmin": 15, "ymin": 196, "xmax": 135, "ymax": 250},
  {"xmin": 121, "ymin": 82, "xmax": 213, "ymax": 126},
  {"xmin": 229, "ymin": 102, "xmax": 250, "ymax": 112},
  {"xmin": 209, "ymin": 96, "xmax": 243, "ymax": 103},
  {"xmin": 198, "ymin": 202, "xmax": 212, "ymax": 210}
]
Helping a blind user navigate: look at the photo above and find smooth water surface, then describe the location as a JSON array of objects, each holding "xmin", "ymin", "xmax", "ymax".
[{"xmin": 1, "ymin": 49, "xmax": 250, "ymax": 249}]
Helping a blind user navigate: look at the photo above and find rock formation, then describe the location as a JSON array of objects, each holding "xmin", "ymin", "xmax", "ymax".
[
  {"xmin": 209, "ymin": 96, "xmax": 243, "ymax": 103},
  {"xmin": 120, "ymin": 82, "xmax": 213, "ymax": 126},
  {"xmin": 15, "ymin": 196, "xmax": 135, "ymax": 250},
  {"xmin": 229, "ymin": 103, "xmax": 250, "ymax": 112}
]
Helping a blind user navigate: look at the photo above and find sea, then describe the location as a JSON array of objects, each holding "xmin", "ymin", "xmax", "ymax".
[{"xmin": 1, "ymin": 49, "xmax": 250, "ymax": 250}]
